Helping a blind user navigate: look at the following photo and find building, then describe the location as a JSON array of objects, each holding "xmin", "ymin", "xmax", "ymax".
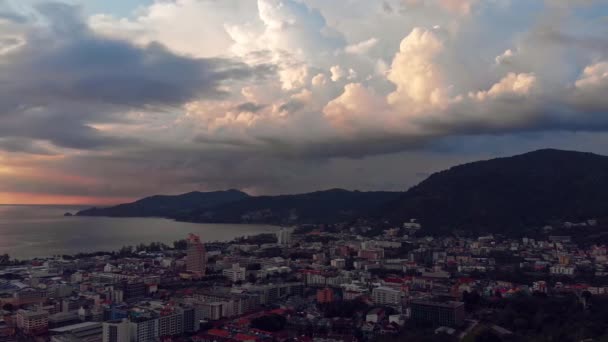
[
  {"xmin": 358, "ymin": 248, "xmax": 384, "ymax": 260},
  {"xmin": 119, "ymin": 282, "xmax": 147, "ymax": 302},
  {"xmin": 129, "ymin": 317, "xmax": 159, "ymax": 342},
  {"xmin": 158, "ymin": 310, "xmax": 184, "ymax": 337},
  {"xmin": 316, "ymin": 288, "xmax": 334, "ymax": 304},
  {"xmin": 197, "ymin": 302, "xmax": 223, "ymax": 321},
  {"xmin": 410, "ymin": 300, "xmax": 465, "ymax": 327},
  {"xmin": 276, "ymin": 228, "xmax": 292, "ymax": 246},
  {"xmin": 371, "ymin": 286, "xmax": 402, "ymax": 306},
  {"xmin": 550, "ymin": 265, "xmax": 575, "ymax": 276},
  {"xmin": 366, "ymin": 308, "xmax": 385, "ymax": 323},
  {"xmin": 330, "ymin": 259, "xmax": 346, "ymax": 269},
  {"xmin": 102, "ymin": 319, "xmax": 130, "ymax": 342},
  {"xmin": 222, "ymin": 264, "xmax": 246, "ymax": 283},
  {"xmin": 16, "ymin": 308, "xmax": 49, "ymax": 335},
  {"xmin": 50, "ymin": 321, "xmax": 102, "ymax": 342},
  {"xmin": 13, "ymin": 287, "xmax": 48, "ymax": 306},
  {"xmin": 243, "ymin": 283, "xmax": 304, "ymax": 305},
  {"xmin": 186, "ymin": 234, "xmax": 207, "ymax": 277}
]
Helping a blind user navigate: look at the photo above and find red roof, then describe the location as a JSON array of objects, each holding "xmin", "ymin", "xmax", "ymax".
[
  {"xmin": 208, "ymin": 329, "xmax": 231, "ymax": 338},
  {"xmin": 268, "ymin": 308, "xmax": 286, "ymax": 315},
  {"xmin": 234, "ymin": 333, "xmax": 258, "ymax": 341},
  {"xmin": 236, "ymin": 318, "xmax": 250, "ymax": 326}
]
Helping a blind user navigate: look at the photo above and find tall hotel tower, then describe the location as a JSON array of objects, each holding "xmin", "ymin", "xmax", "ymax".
[{"xmin": 186, "ymin": 233, "xmax": 207, "ymax": 278}]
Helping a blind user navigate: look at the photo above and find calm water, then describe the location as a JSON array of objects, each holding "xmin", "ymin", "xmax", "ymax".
[{"xmin": 0, "ymin": 205, "xmax": 279, "ymax": 259}]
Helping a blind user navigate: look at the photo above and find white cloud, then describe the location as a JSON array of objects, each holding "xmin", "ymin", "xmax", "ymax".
[
  {"xmin": 575, "ymin": 61, "xmax": 608, "ymax": 89},
  {"xmin": 90, "ymin": 0, "xmax": 254, "ymax": 58},
  {"xmin": 571, "ymin": 61, "xmax": 608, "ymax": 111},
  {"xmin": 345, "ymin": 37, "xmax": 379, "ymax": 54},
  {"xmin": 470, "ymin": 73, "xmax": 537, "ymax": 101},
  {"xmin": 324, "ymin": 83, "xmax": 392, "ymax": 134},
  {"xmin": 278, "ymin": 63, "xmax": 309, "ymax": 90},
  {"xmin": 495, "ymin": 49, "xmax": 515, "ymax": 65},
  {"xmin": 312, "ymin": 73, "xmax": 328, "ymax": 86},
  {"xmin": 330, "ymin": 65, "xmax": 346, "ymax": 82},
  {"xmin": 387, "ymin": 27, "xmax": 449, "ymax": 110}
]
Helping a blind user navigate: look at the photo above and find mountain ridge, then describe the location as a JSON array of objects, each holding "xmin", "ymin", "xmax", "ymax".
[
  {"xmin": 76, "ymin": 188, "xmax": 403, "ymax": 223},
  {"xmin": 76, "ymin": 189, "xmax": 249, "ymax": 218},
  {"xmin": 77, "ymin": 149, "xmax": 608, "ymax": 235}
]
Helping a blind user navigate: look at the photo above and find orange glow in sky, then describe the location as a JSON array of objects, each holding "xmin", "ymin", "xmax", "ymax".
[{"xmin": 0, "ymin": 192, "xmax": 133, "ymax": 206}]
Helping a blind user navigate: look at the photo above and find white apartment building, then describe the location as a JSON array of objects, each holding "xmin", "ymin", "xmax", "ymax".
[
  {"xmin": 222, "ymin": 264, "xmax": 246, "ymax": 283},
  {"xmin": 103, "ymin": 319, "xmax": 130, "ymax": 342},
  {"xmin": 371, "ymin": 286, "xmax": 402, "ymax": 306},
  {"xmin": 550, "ymin": 265, "xmax": 576, "ymax": 275}
]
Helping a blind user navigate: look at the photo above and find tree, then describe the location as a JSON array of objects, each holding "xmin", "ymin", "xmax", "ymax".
[
  {"xmin": 246, "ymin": 263, "xmax": 261, "ymax": 271},
  {"xmin": 0, "ymin": 254, "xmax": 9, "ymax": 265},
  {"xmin": 173, "ymin": 239, "xmax": 187, "ymax": 250},
  {"xmin": 117, "ymin": 245, "xmax": 133, "ymax": 257},
  {"xmin": 462, "ymin": 290, "xmax": 482, "ymax": 312}
]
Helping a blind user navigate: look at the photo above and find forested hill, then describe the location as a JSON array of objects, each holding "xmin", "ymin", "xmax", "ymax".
[{"xmin": 378, "ymin": 149, "xmax": 608, "ymax": 234}]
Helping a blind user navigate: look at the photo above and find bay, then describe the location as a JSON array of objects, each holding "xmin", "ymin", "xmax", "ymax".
[{"xmin": 0, "ymin": 205, "xmax": 279, "ymax": 259}]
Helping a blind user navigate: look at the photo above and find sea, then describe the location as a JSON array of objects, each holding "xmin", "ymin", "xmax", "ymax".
[{"xmin": 0, "ymin": 205, "xmax": 280, "ymax": 260}]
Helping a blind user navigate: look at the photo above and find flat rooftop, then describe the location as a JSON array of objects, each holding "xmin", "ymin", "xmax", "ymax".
[{"xmin": 49, "ymin": 321, "xmax": 101, "ymax": 333}]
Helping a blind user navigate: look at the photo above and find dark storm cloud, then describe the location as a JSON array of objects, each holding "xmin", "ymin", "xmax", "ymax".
[
  {"xmin": 0, "ymin": 137, "xmax": 56, "ymax": 155},
  {"xmin": 0, "ymin": 2, "xmax": 271, "ymax": 152}
]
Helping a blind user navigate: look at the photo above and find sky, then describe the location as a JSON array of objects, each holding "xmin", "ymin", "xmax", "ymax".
[{"xmin": 0, "ymin": 0, "xmax": 607, "ymax": 204}]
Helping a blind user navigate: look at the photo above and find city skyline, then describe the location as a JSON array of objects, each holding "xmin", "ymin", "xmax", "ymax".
[{"xmin": 0, "ymin": 0, "xmax": 607, "ymax": 204}]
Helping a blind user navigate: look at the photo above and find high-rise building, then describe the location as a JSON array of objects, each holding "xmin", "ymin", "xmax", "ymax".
[
  {"xmin": 276, "ymin": 228, "xmax": 292, "ymax": 246},
  {"xmin": 129, "ymin": 317, "xmax": 159, "ymax": 342},
  {"xmin": 186, "ymin": 233, "xmax": 207, "ymax": 277},
  {"xmin": 158, "ymin": 310, "xmax": 183, "ymax": 338},
  {"xmin": 102, "ymin": 319, "xmax": 130, "ymax": 342}
]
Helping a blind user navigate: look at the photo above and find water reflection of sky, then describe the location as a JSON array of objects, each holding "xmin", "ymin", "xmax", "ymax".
[{"xmin": 0, "ymin": 205, "xmax": 279, "ymax": 259}]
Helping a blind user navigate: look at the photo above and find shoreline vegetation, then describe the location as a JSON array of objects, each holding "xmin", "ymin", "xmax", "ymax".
[{"xmin": 0, "ymin": 233, "xmax": 280, "ymax": 266}]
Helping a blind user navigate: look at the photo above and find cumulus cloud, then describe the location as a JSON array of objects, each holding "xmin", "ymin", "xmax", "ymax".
[
  {"xmin": 470, "ymin": 73, "xmax": 537, "ymax": 101},
  {"xmin": 330, "ymin": 65, "xmax": 346, "ymax": 82},
  {"xmin": 324, "ymin": 83, "xmax": 390, "ymax": 134},
  {"xmin": 225, "ymin": 0, "xmax": 345, "ymax": 91},
  {"xmin": 89, "ymin": 0, "xmax": 255, "ymax": 58},
  {"xmin": 572, "ymin": 61, "xmax": 608, "ymax": 111},
  {"xmin": 312, "ymin": 73, "xmax": 328, "ymax": 86},
  {"xmin": 575, "ymin": 62, "xmax": 608, "ymax": 89},
  {"xmin": 386, "ymin": 27, "xmax": 449, "ymax": 110},
  {"xmin": 2, "ymin": 0, "xmax": 608, "ymax": 202}
]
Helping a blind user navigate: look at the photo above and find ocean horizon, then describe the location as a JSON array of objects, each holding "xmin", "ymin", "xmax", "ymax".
[{"xmin": 0, "ymin": 204, "xmax": 279, "ymax": 260}]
